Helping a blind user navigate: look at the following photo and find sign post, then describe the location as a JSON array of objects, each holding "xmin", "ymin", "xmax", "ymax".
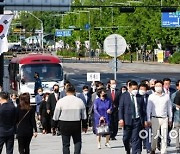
[{"xmin": 104, "ymin": 34, "xmax": 127, "ymax": 80}]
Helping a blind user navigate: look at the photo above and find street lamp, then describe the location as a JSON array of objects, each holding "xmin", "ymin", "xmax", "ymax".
[{"xmin": 27, "ymin": 12, "xmax": 44, "ymax": 50}]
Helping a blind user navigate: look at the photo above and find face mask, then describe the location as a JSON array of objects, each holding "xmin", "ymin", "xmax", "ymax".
[
  {"xmin": 39, "ymin": 92, "xmax": 43, "ymax": 96},
  {"xmin": 102, "ymin": 94, "xmax": 107, "ymax": 98},
  {"xmin": 111, "ymin": 84, "xmax": 116, "ymax": 89},
  {"xmin": 122, "ymin": 90, "xmax": 126, "ymax": 93},
  {"xmin": 131, "ymin": 90, "xmax": 138, "ymax": 96},
  {"xmin": 45, "ymin": 97, "xmax": 48, "ymax": 101},
  {"xmin": 54, "ymin": 89, "xmax": 59, "ymax": 93},
  {"xmin": 139, "ymin": 90, "xmax": 146, "ymax": 95},
  {"xmin": 155, "ymin": 87, "xmax": 162, "ymax": 93},
  {"xmin": 83, "ymin": 91, "xmax": 88, "ymax": 95}
]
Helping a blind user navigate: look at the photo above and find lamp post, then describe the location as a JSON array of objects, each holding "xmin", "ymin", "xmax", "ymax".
[{"xmin": 27, "ymin": 12, "xmax": 43, "ymax": 50}]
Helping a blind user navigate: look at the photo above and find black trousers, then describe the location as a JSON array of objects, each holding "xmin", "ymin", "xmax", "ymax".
[
  {"xmin": 110, "ymin": 111, "xmax": 119, "ymax": 138},
  {"xmin": 123, "ymin": 118, "xmax": 142, "ymax": 154},
  {"xmin": 62, "ymin": 133, "xmax": 82, "ymax": 154},
  {"xmin": 0, "ymin": 136, "xmax": 14, "ymax": 154},
  {"xmin": 18, "ymin": 136, "xmax": 32, "ymax": 154}
]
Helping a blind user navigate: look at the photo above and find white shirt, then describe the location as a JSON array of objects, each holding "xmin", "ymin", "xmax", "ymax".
[
  {"xmin": 130, "ymin": 93, "xmax": 139, "ymax": 119},
  {"xmin": 54, "ymin": 93, "xmax": 59, "ymax": 101},
  {"xmin": 147, "ymin": 92, "xmax": 172, "ymax": 122}
]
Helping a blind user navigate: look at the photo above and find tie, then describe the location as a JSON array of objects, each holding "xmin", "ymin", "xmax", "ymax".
[
  {"xmin": 111, "ymin": 90, "xmax": 115, "ymax": 101},
  {"xmin": 166, "ymin": 89, "xmax": 169, "ymax": 94},
  {"xmin": 131, "ymin": 95, "xmax": 136, "ymax": 119}
]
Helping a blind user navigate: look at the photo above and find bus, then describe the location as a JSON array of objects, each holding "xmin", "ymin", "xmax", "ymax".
[{"xmin": 9, "ymin": 53, "xmax": 64, "ymax": 105}]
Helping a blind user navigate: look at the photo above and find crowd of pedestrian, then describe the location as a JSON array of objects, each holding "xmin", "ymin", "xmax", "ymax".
[{"xmin": 0, "ymin": 77, "xmax": 180, "ymax": 154}]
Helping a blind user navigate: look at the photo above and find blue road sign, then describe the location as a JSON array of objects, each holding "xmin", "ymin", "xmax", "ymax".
[
  {"xmin": 84, "ymin": 23, "xmax": 90, "ymax": 30},
  {"xmin": 162, "ymin": 11, "xmax": 180, "ymax": 27},
  {"xmin": 55, "ymin": 29, "xmax": 72, "ymax": 37}
]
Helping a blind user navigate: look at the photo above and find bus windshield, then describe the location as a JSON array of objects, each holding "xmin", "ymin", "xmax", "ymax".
[{"xmin": 21, "ymin": 64, "xmax": 63, "ymax": 82}]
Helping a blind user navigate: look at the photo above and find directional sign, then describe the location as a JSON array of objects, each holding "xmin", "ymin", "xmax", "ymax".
[
  {"xmin": 55, "ymin": 30, "xmax": 72, "ymax": 37},
  {"xmin": 104, "ymin": 34, "xmax": 127, "ymax": 57},
  {"xmin": 2, "ymin": 0, "xmax": 71, "ymax": 12},
  {"xmin": 162, "ymin": 11, "xmax": 180, "ymax": 27},
  {"xmin": 84, "ymin": 23, "xmax": 90, "ymax": 30},
  {"xmin": 87, "ymin": 73, "xmax": 100, "ymax": 82}
]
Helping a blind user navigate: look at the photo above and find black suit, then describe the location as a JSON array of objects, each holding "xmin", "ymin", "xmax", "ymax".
[
  {"xmin": 119, "ymin": 92, "xmax": 145, "ymax": 154},
  {"xmin": 46, "ymin": 92, "xmax": 60, "ymax": 129},
  {"xmin": 107, "ymin": 89, "xmax": 121, "ymax": 139}
]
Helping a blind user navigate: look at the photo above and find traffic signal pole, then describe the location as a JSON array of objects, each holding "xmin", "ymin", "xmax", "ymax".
[{"xmin": 0, "ymin": 1, "xmax": 4, "ymax": 87}]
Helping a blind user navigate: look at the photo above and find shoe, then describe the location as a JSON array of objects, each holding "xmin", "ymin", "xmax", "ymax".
[
  {"xmin": 150, "ymin": 151, "xmax": 155, "ymax": 154},
  {"xmin": 98, "ymin": 143, "xmax": 101, "ymax": 149},
  {"xmin": 105, "ymin": 143, "xmax": 111, "ymax": 148},
  {"xmin": 111, "ymin": 137, "xmax": 117, "ymax": 140}
]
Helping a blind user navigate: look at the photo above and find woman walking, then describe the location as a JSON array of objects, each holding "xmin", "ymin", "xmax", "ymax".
[
  {"xmin": 16, "ymin": 93, "xmax": 37, "ymax": 154},
  {"xmin": 94, "ymin": 88, "xmax": 112, "ymax": 149}
]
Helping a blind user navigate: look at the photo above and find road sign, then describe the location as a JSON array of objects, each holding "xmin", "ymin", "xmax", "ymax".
[
  {"xmin": 2, "ymin": 0, "xmax": 71, "ymax": 12},
  {"xmin": 162, "ymin": 11, "xmax": 180, "ymax": 27},
  {"xmin": 87, "ymin": 73, "xmax": 100, "ymax": 82},
  {"xmin": 85, "ymin": 23, "xmax": 90, "ymax": 30},
  {"xmin": 55, "ymin": 29, "xmax": 72, "ymax": 37},
  {"xmin": 104, "ymin": 34, "xmax": 127, "ymax": 57}
]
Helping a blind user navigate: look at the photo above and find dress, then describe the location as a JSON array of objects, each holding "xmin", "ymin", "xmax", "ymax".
[{"xmin": 93, "ymin": 97, "xmax": 112, "ymax": 134}]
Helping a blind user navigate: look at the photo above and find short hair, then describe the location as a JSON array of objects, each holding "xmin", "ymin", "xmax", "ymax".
[
  {"xmin": 83, "ymin": 85, "xmax": 89, "ymax": 90},
  {"xmin": 141, "ymin": 79, "xmax": 149, "ymax": 84},
  {"xmin": 0, "ymin": 92, "xmax": 9, "ymax": 100},
  {"xmin": 96, "ymin": 87, "xmax": 106, "ymax": 97},
  {"xmin": 163, "ymin": 78, "xmax": 171, "ymax": 83},
  {"xmin": 126, "ymin": 80, "xmax": 132, "ymax": 86},
  {"xmin": 53, "ymin": 84, "xmax": 59, "ymax": 89},
  {"xmin": 155, "ymin": 80, "xmax": 164, "ymax": 86},
  {"xmin": 38, "ymin": 87, "xmax": 43, "ymax": 91},
  {"xmin": 64, "ymin": 80, "xmax": 71, "ymax": 86},
  {"xmin": 138, "ymin": 83, "xmax": 149, "ymax": 90},
  {"xmin": 121, "ymin": 86, "xmax": 128, "ymax": 91},
  {"xmin": 110, "ymin": 80, "xmax": 117, "ymax": 84},
  {"xmin": 96, "ymin": 81, "xmax": 104, "ymax": 88},
  {"xmin": 11, "ymin": 93, "xmax": 18, "ymax": 98},
  {"xmin": 34, "ymin": 72, "xmax": 39, "ymax": 77},
  {"xmin": 129, "ymin": 80, "xmax": 138, "ymax": 87},
  {"xmin": 149, "ymin": 79, "xmax": 156, "ymax": 83},
  {"xmin": 43, "ymin": 93, "xmax": 50, "ymax": 100},
  {"xmin": 66, "ymin": 84, "xmax": 75, "ymax": 93},
  {"xmin": 176, "ymin": 80, "xmax": 180, "ymax": 87}
]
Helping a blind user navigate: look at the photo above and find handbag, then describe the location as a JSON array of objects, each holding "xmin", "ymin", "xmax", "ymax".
[
  {"xmin": 96, "ymin": 119, "xmax": 109, "ymax": 135},
  {"xmin": 17, "ymin": 110, "xmax": 30, "ymax": 129}
]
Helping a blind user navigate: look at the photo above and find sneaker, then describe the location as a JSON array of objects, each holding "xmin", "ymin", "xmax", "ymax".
[{"xmin": 105, "ymin": 143, "xmax": 111, "ymax": 148}]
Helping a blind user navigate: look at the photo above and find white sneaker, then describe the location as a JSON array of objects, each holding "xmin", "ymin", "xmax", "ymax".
[{"xmin": 105, "ymin": 143, "xmax": 111, "ymax": 148}]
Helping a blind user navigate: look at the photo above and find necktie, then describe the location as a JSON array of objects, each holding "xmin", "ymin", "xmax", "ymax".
[
  {"xmin": 166, "ymin": 89, "xmax": 169, "ymax": 94},
  {"xmin": 112, "ymin": 90, "xmax": 115, "ymax": 101},
  {"xmin": 131, "ymin": 95, "xmax": 136, "ymax": 119}
]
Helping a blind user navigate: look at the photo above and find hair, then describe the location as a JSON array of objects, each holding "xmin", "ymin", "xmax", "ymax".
[
  {"xmin": 97, "ymin": 87, "xmax": 106, "ymax": 97},
  {"xmin": 138, "ymin": 83, "xmax": 149, "ymax": 90},
  {"xmin": 83, "ymin": 85, "xmax": 89, "ymax": 90},
  {"xmin": 34, "ymin": 72, "xmax": 39, "ymax": 77},
  {"xmin": 19, "ymin": 93, "xmax": 31, "ymax": 110},
  {"xmin": 110, "ymin": 79, "xmax": 117, "ymax": 84},
  {"xmin": 176, "ymin": 80, "xmax": 180, "ymax": 87},
  {"xmin": 121, "ymin": 86, "xmax": 128, "ymax": 91},
  {"xmin": 0, "ymin": 92, "xmax": 9, "ymax": 100},
  {"xmin": 64, "ymin": 80, "xmax": 71, "ymax": 86},
  {"xmin": 65, "ymin": 84, "xmax": 75, "ymax": 93},
  {"xmin": 129, "ymin": 80, "xmax": 138, "ymax": 87},
  {"xmin": 126, "ymin": 80, "xmax": 132, "ymax": 86},
  {"xmin": 149, "ymin": 79, "xmax": 156, "ymax": 83},
  {"xmin": 141, "ymin": 79, "xmax": 149, "ymax": 84},
  {"xmin": 163, "ymin": 78, "xmax": 171, "ymax": 83},
  {"xmin": 155, "ymin": 80, "xmax": 164, "ymax": 86},
  {"xmin": 43, "ymin": 92, "xmax": 50, "ymax": 100},
  {"xmin": 38, "ymin": 87, "xmax": 43, "ymax": 91},
  {"xmin": 11, "ymin": 93, "xmax": 18, "ymax": 98},
  {"xmin": 53, "ymin": 84, "xmax": 59, "ymax": 89}
]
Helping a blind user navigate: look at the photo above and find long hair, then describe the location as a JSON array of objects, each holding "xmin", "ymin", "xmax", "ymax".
[{"xmin": 19, "ymin": 93, "xmax": 31, "ymax": 110}]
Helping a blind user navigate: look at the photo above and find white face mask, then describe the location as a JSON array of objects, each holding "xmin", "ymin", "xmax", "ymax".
[
  {"xmin": 155, "ymin": 87, "xmax": 162, "ymax": 93},
  {"xmin": 122, "ymin": 90, "xmax": 126, "ymax": 93},
  {"xmin": 0, "ymin": 88, "xmax": 2, "ymax": 92},
  {"xmin": 131, "ymin": 90, "xmax": 138, "ymax": 96},
  {"xmin": 111, "ymin": 84, "xmax": 116, "ymax": 89},
  {"xmin": 39, "ymin": 92, "xmax": 43, "ymax": 96},
  {"xmin": 139, "ymin": 90, "xmax": 146, "ymax": 95},
  {"xmin": 83, "ymin": 91, "xmax": 88, "ymax": 95}
]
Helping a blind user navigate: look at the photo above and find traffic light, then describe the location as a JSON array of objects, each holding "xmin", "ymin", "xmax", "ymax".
[
  {"xmin": 120, "ymin": 7, "xmax": 135, "ymax": 13},
  {"xmin": 161, "ymin": 7, "xmax": 177, "ymax": 12}
]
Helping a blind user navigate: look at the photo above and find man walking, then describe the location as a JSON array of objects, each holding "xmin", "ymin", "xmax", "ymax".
[
  {"xmin": 119, "ymin": 81, "xmax": 145, "ymax": 154},
  {"xmin": 0, "ymin": 92, "xmax": 16, "ymax": 154},
  {"xmin": 146, "ymin": 80, "xmax": 172, "ymax": 154},
  {"xmin": 53, "ymin": 84, "xmax": 87, "ymax": 154},
  {"xmin": 34, "ymin": 72, "xmax": 42, "ymax": 95},
  {"xmin": 107, "ymin": 80, "xmax": 121, "ymax": 140}
]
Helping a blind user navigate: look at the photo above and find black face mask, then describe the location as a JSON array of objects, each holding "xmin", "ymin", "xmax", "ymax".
[
  {"xmin": 54, "ymin": 89, "xmax": 59, "ymax": 93},
  {"xmin": 102, "ymin": 94, "xmax": 107, "ymax": 98}
]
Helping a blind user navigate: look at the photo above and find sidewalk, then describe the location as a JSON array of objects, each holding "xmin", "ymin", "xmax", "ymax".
[{"xmin": 3, "ymin": 129, "xmax": 177, "ymax": 154}]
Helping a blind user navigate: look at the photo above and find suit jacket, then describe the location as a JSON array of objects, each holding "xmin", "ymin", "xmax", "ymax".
[
  {"xmin": 77, "ymin": 93, "xmax": 91, "ymax": 108},
  {"xmin": 119, "ymin": 92, "xmax": 145, "ymax": 126},
  {"xmin": 107, "ymin": 89, "xmax": 121, "ymax": 111},
  {"xmin": 60, "ymin": 90, "xmax": 66, "ymax": 99},
  {"xmin": 163, "ymin": 87, "xmax": 176, "ymax": 97},
  {"xmin": 46, "ymin": 92, "xmax": 60, "ymax": 116}
]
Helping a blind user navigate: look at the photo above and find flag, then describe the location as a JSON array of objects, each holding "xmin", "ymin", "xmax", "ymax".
[
  {"xmin": 85, "ymin": 41, "xmax": 90, "ymax": 50},
  {"xmin": 0, "ymin": 14, "xmax": 13, "ymax": 55}
]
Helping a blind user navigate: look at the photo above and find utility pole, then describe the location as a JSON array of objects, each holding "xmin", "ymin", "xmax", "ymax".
[{"xmin": 0, "ymin": 0, "xmax": 4, "ymax": 87}]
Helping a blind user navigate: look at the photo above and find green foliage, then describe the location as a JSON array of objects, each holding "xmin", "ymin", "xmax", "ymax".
[{"xmin": 169, "ymin": 52, "xmax": 180, "ymax": 64}]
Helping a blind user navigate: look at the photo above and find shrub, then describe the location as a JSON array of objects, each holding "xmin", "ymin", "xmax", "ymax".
[{"xmin": 168, "ymin": 52, "xmax": 180, "ymax": 64}]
